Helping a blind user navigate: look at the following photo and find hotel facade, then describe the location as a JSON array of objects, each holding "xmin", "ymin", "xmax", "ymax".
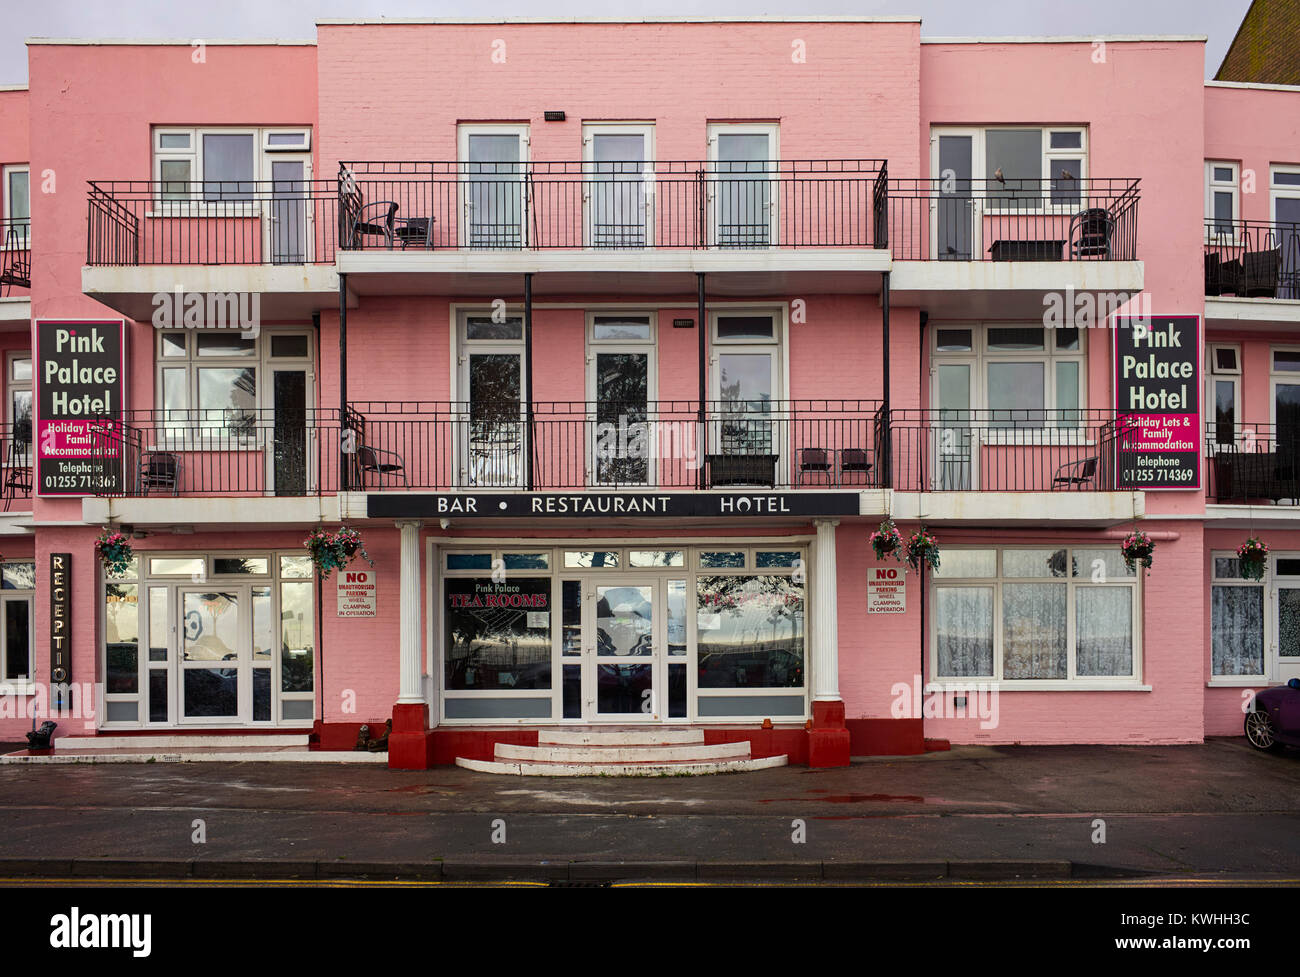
[{"xmin": 0, "ymin": 17, "xmax": 1297, "ymax": 768}]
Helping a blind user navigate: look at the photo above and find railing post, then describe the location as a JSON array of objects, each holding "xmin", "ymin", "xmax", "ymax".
[
  {"xmin": 525, "ymin": 272, "xmax": 534, "ymax": 491},
  {"xmin": 697, "ymin": 272, "xmax": 707, "ymax": 490}
]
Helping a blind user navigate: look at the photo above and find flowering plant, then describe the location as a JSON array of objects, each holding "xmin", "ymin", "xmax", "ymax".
[
  {"xmin": 1237, "ymin": 536, "xmax": 1269, "ymax": 581},
  {"xmin": 95, "ymin": 527, "xmax": 134, "ymax": 577},
  {"xmin": 904, "ymin": 528, "xmax": 941, "ymax": 573},
  {"xmin": 870, "ymin": 520, "xmax": 904, "ymax": 561},
  {"xmin": 304, "ymin": 526, "xmax": 373, "ymax": 578},
  {"xmin": 1121, "ymin": 530, "xmax": 1154, "ymax": 573}
]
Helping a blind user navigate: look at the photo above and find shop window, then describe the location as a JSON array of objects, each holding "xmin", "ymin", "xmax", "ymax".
[
  {"xmin": 696, "ymin": 574, "xmax": 804, "ymax": 689},
  {"xmin": 932, "ymin": 547, "xmax": 1139, "ymax": 683},
  {"xmin": 444, "ymin": 577, "xmax": 552, "ymax": 691}
]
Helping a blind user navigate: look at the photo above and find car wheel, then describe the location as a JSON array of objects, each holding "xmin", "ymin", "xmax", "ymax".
[{"xmin": 1244, "ymin": 708, "xmax": 1285, "ymax": 752}]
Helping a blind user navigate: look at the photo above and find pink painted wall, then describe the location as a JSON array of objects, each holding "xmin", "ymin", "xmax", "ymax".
[{"xmin": 1204, "ymin": 85, "xmax": 1300, "ymax": 225}]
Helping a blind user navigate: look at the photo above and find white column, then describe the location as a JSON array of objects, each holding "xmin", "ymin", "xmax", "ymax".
[
  {"xmin": 812, "ymin": 518, "xmax": 841, "ymax": 702},
  {"xmin": 396, "ymin": 520, "xmax": 424, "ymax": 705}
]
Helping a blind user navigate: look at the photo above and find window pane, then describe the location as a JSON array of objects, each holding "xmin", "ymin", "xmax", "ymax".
[
  {"xmin": 936, "ymin": 328, "xmax": 972, "ymax": 352},
  {"xmin": 755, "ymin": 551, "xmax": 801, "ymax": 568},
  {"xmin": 932, "ymin": 549, "xmax": 996, "ymax": 578},
  {"xmin": 196, "ymin": 334, "xmax": 256, "ymax": 357},
  {"xmin": 267, "ymin": 133, "xmax": 307, "ymax": 147},
  {"xmin": 1002, "ymin": 583, "xmax": 1066, "ymax": 679},
  {"xmin": 1054, "ymin": 327, "xmax": 1080, "ymax": 352},
  {"xmin": 197, "ymin": 368, "xmax": 256, "ymax": 425},
  {"xmin": 1049, "ymin": 131, "xmax": 1083, "ymax": 150},
  {"xmin": 1056, "ymin": 361, "xmax": 1080, "ymax": 427},
  {"xmin": 465, "ymin": 316, "xmax": 523, "ymax": 341},
  {"xmin": 444, "ymin": 577, "xmax": 551, "ymax": 690},
  {"xmin": 1274, "ymin": 350, "xmax": 1300, "ymax": 372},
  {"xmin": 160, "ymin": 159, "xmax": 191, "ymax": 200},
  {"xmin": 149, "ymin": 587, "xmax": 168, "ymax": 662},
  {"xmin": 502, "ymin": 552, "xmax": 549, "ymax": 570},
  {"xmin": 201, "ymin": 133, "xmax": 255, "ymax": 201},
  {"xmin": 1215, "ymin": 380, "xmax": 1236, "ymax": 444},
  {"xmin": 935, "ymin": 586, "xmax": 993, "ymax": 676},
  {"xmin": 2, "ymin": 599, "xmax": 29, "ymax": 680},
  {"xmin": 214, "ymin": 557, "xmax": 268, "ymax": 575},
  {"xmin": 700, "ymin": 551, "xmax": 745, "ymax": 568},
  {"xmin": 252, "ymin": 586, "xmax": 273, "ymax": 661},
  {"xmin": 564, "ymin": 550, "xmax": 620, "ymax": 568},
  {"xmin": 562, "ymin": 580, "xmax": 581, "ymax": 656},
  {"xmin": 1050, "ymin": 158, "xmax": 1082, "ymax": 205},
  {"xmin": 1213, "ymin": 191, "xmax": 1234, "ymax": 226},
  {"xmin": 985, "ymin": 129, "xmax": 1042, "ymax": 204},
  {"xmin": 697, "ymin": 575, "xmax": 803, "ymax": 688},
  {"xmin": 150, "ymin": 557, "xmax": 204, "ymax": 575},
  {"xmin": 7, "ymin": 171, "xmax": 28, "ymax": 221},
  {"xmin": 1002, "ymin": 549, "xmax": 1068, "ymax": 578},
  {"xmin": 592, "ymin": 315, "xmax": 652, "ymax": 341},
  {"xmin": 629, "ymin": 550, "xmax": 684, "ymax": 567},
  {"xmin": 270, "ymin": 335, "xmax": 309, "ymax": 358},
  {"xmin": 1076, "ymin": 587, "xmax": 1133, "ymax": 676},
  {"xmin": 105, "ymin": 584, "xmax": 139, "ymax": 693},
  {"xmin": 1212, "ymin": 585, "xmax": 1264, "ymax": 675},
  {"xmin": 1212, "ymin": 166, "xmax": 1234, "ymax": 183},
  {"xmin": 447, "ymin": 553, "xmax": 493, "ymax": 571},
  {"xmin": 10, "ymin": 389, "xmax": 30, "ymax": 446},
  {"xmin": 1275, "ymin": 171, "xmax": 1300, "ymax": 187},
  {"xmin": 10, "ymin": 356, "xmax": 30, "ymax": 382},
  {"xmin": 988, "ymin": 362, "xmax": 1045, "ymax": 420},
  {"xmin": 159, "ymin": 133, "xmax": 191, "ymax": 149},
  {"xmin": 279, "ymin": 555, "xmax": 312, "ymax": 578},
  {"xmin": 161, "ymin": 333, "xmax": 187, "ymax": 357},
  {"xmin": 668, "ymin": 579, "xmax": 687, "ymax": 656},
  {"xmin": 1071, "ymin": 549, "xmax": 1134, "ymax": 579},
  {"xmin": 1, "ymin": 562, "xmax": 35, "ymax": 590},
  {"xmin": 1213, "ymin": 556, "xmax": 1241, "ymax": 579},
  {"xmin": 988, "ymin": 327, "xmax": 1045, "ymax": 351},
  {"xmin": 1214, "ymin": 347, "xmax": 1238, "ymax": 372},
  {"xmin": 716, "ymin": 316, "xmax": 775, "ymax": 340},
  {"xmin": 281, "ymin": 581, "xmax": 314, "ymax": 691}
]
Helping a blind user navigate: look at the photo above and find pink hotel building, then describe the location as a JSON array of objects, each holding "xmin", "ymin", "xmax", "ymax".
[{"xmin": 0, "ymin": 17, "xmax": 1297, "ymax": 768}]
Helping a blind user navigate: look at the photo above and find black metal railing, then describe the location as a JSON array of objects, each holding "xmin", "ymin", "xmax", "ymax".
[
  {"xmin": 1204, "ymin": 219, "xmax": 1300, "ymax": 299},
  {"xmin": 86, "ymin": 180, "xmax": 341, "ymax": 266},
  {"xmin": 0, "ymin": 219, "xmax": 30, "ymax": 294},
  {"xmin": 886, "ymin": 409, "xmax": 1125, "ymax": 492},
  {"xmin": 345, "ymin": 400, "xmax": 885, "ymax": 491},
  {"xmin": 338, "ymin": 160, "xmax": 889, "ymax": 251},
  {"xmin": 887, "ymin": 178, "xmax": 1140, "ymax": 261},
  {"xmin": 0, "ymin": 425, "xmax": 31, "ymax": 510},
  {"xmin": 1205, "ymin": 422, "xmax": 1300, "ymax": 503},
  {"xmin": 86, "ymin": 408, "xmax": 350, "ymax": 497}
]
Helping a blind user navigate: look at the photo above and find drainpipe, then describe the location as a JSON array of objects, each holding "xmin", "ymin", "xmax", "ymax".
[
  {"xmin": 338, "ymin": 272, "xmax": 349, "ymax": 492},
  {"xmin": 881, "ymin": 270, "xmax": 891, "ymax": 488},
  {"xmin": 697, "ymin": 272, "xmax": 706, "ymax": 491},
  {"xmin": 525, "ymin": 273, "xmax": 534, "ymax": 491}
]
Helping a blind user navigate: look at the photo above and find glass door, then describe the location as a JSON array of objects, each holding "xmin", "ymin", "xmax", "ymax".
[
  {"xmin": 463, "ymin": 351, "xmax": 525, "ymax": 487},
  {"xmin": 268, "ymin": 158, "xmax": 310, "ymax": 264},
  {"xmin": 933, "ymin": 132, "xmax": 979, "ymax": 260},
  {"xmin": 710, "ymin": 125, "xmax": 777, "ymax": 247},
  {"xmin": 1275, "ymin": 192, "xmax": 1300, "ymax": 301},
  {"xmin": 585, "ymin": 126, "xmax": 652, "ymax": 248},
  {"xmin": 590, "ymin": 349, "xmax": 651, "ymax": 485},
  {"xmin": 270, "ymin": 367, "xmax": 308, "ymax": 496},
  {"xmin": 1275, "ymin": 582, "xmax": 1300, "ymax": 684},
  {"xmin": 586, "ymin": 580, "xmax": 659, "ymax": 721},
  {"xmin": 179, "ymin": 587, "xmax": 244, "ymax": 723},
  {"xmin": 461, "ymin": 128, "xmax": 527, "ymax": 249},
  {"xmin": 933, "ymin": 362, "xmax": 975, "ymax": 489}
]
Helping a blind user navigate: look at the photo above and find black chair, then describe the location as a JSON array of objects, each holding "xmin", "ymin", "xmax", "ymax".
[
  {"xmin": 341, "ymin": 186, "xmax": 398, "ymax": 250},
  {"xmin": 0, "ymin": 224, "xmax": 30, "ymax": 295},
  {"xmin": 839, "ymin": 448, "xmax": 874, "ymax": 485},
  {"xmin": 797, "ymin": 447, "xmax": 832, "ymax": 485},
  {"xmin": 396, "ymin": 216, "xmax": 435, "ymax": 249},
  {"xmin": 139, "ymin": 451, "xmax": 180, "ymax": 496},
  {"xmin": 357, "ymin": 444, "xmax": 407, "ymax": 488},
  {"xmin": 1053, "ymin": 456, "xmax": 1098, "ymax": 490},
  {"xmin": 1241, "ymin": 248, "xmax": 1281, "ymax": 297},
  {"xmin": 1070, "ymin": 208, "xmax": 1114, "ymax": 259},
  {"xmin": 2, "ymin": 440, "xmax": 31, "ymax": 511}
]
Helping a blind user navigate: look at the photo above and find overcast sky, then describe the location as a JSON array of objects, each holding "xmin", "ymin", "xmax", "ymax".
[{"xmin": 0, "ymin": 0, "xmax": 1252, "ymax": 87}]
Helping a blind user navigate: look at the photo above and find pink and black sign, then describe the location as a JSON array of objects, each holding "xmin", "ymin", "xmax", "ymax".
[
  {"xmin": 1113, "ymin": 314, "xmax": 1201, "ymax": 489},
  {"xmin": 35, "ymin": 319, "xmax": 127, "ymax": 496}
]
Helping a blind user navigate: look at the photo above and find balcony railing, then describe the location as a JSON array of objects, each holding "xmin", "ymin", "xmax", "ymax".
[
  {"xmin": 1206, "ymin": 422, "xmax": 1300, "ymax": 503},
  {"xmin": 887, "ymin": 178, "xmax": 1140, "ymax": 261},
  {"xmin": 0, "ymin": 425, "xmax": 31, "ymax": 510},
  {"xmin": 86, "ymin": 180, "xmax": 341, "ymax": 266},
  {"xmin": 1204, "ymin": 219, "xmax": 1300, "ymax": 300},
  {"xmin": 338, "ymin": 160, "xmax": 889, "ymax": 251},
  {"xmin": 885, "ymin": 409, "xmax": 1126, "ymax": 492},
  {"xmin": 0, "ymin": 219, "xmax": 30, "ymax": 294}
]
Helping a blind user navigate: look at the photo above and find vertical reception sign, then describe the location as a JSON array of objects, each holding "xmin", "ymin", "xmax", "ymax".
[
  {"xmin": 1113, "ymin": 315, "xmax": 1201, "ymax": 489},
  {"xmin": 50, "ymin": 553, "xmax": 71, "ymax": 694},
  {"xmin": 35, "ymin": 319, "xmax": 127, "ymax": 496}
]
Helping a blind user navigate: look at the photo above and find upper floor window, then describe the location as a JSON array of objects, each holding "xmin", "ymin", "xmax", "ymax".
[
  {"xmin": 709, "ymin": 123, "xmax": 779, "ymax": 247},
  {"xmin": 1272, "ymin": 166, "xmax": 1300, "ymax": 301},
  {"xmin": 1206, "ymin": 161, "xmax": 1239, "ymax": 237},
  {"xmin": 458, "ymin": 124, "xmax": 529, "ymax": 249},
  {"xmin": 933, "ymin": 127, "xmax": 1088, "ymax": 209},
  {"xmin": 153, "ymin": 127, "xmax": 311, "ymax": 203},
  {"xmin": 583, "ymin": 123, "xmax": 655, "ymax": 248},
  {"xmin": 1207, "ymin": 343, "xmax": 1240, "ymax": 450},
  {"xmin": 2, "ymin": 165, "xmax": 28, "ymax": 246}
]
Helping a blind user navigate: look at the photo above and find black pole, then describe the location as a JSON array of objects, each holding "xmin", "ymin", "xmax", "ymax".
[
  {"xmin": 697, "ymin": 272, "xmax": 706, "ymax": 490},
  {"xmin": 525, "ymin": 273, "xmax": 534, "ymax": 491},
  {"xmin": 881, "ymin": 270, "xmax": 891, "ymax": 488},
  {"xmin": 338, "ymin": 272, "xmax": 349, "ymax": 491}
]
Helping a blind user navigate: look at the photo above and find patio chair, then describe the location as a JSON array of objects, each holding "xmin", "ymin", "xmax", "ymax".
[
  {"xmin": 1052, "ymin": 456, "xmax": 1098, "ymax": 490},
  {"xmin": 796, "ymin": 447, "xmax": 832, "ymax": 486},
  {"xmin": 139, "ymin": 451, "xmax": 180, "ymax": 496},
  {"xmin": 2, "ymin": 439, "xmax": 31, "ymax": 511},
  {"xmin": 1069, "ymin": 207, "xmax": 1114, "ymax": 259},
  {"xmin": 396, "ymin": 216, "xmax": 435, "ymax": 249},
  {"xmin": 839, "ymin": 447, "xmax": 874, "ymax": 485},
  {"xmin": 357, "ymin": 444, "xmax": 407, "ymax": 488}
]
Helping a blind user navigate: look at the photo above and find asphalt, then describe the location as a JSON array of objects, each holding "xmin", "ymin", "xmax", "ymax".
[{"xmin": 0, "ymin": 738, "xmax": 1296, "ymax": 883}]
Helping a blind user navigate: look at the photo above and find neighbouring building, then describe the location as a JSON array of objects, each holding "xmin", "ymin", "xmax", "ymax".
[{"xmin": 0, "ymin": 16, "xmax": 1295, "ymax": 768}]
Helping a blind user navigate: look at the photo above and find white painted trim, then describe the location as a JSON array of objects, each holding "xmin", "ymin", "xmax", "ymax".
[
  {"xmin": 0, "ymin": 85, "xmax": 28, "ymax": 92},
  {"xmin": 26, "ymin": 37, "xmax": 315, "ymax": 46},
  {"xmin": 1206, "ymin": 678, "xmax": 1267, "ymax": 688},
  {"xmin": 1206, "ymin": 80, "xmax": 1300, "ymax": 93},
  {"xmin": 925, "ymin": 682, "xmax": 1152, "ymax": 692},
  {"xmin": 922, "ymin": 35, "xmax": 1206, "ymax": 44},
  {"xmin": 317, "ymin": 16, "xmax": 922, "ymax": 25}
]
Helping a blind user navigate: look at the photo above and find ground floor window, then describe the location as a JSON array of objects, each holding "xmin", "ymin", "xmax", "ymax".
[
  {"xmin": 1211, "ymin": 552, "xmax": 1300, "ymax": 684},
  {"xmin": 440, "ymin": 544, "xmax": 807, "ymax": 722},
  {"xmin": 931, "ymin": 547, "xmax": 1140, "ymax": 684},
  {"xmin": 0, "ymin": 562, "xmax": 34, "ymax": 684},
  {"xmin": 102, "ymin": 552, "xmax": 314, "ymax": 726}
]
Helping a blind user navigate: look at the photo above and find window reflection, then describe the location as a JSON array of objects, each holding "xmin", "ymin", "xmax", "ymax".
[{"xmin": 696, "ymin": 575, "xmax": 803, "ymax": 688}]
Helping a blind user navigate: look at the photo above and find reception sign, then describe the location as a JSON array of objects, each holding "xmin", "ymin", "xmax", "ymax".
[
  {"xmin": 1113, "ymin": 315, "xmax": 1201, "ymax": 489},
  {"xmin": 369, "ymin": 491, "xmax": 862, "ymax": 519},
  {"xmin": 35, "ymin": 319, "xmax": 127, "ymax": 496}
]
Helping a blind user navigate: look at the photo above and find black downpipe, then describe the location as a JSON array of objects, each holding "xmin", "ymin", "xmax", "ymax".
[
  {"xmin": 338, "ymin": 272, "xmax": 349, "ymax": 492},
  {"xmin": 881, "ymin": 270, "xmax": 891, "ymax": 488},
  {"xmin": 697, "ymin": 272, "xmax": 706, "ymax": 490},
  {"xmin": 918, "ymin": 309, "xmax": 927, "ymax": 692},
  {"xmin": 525, "ymin": 273, "xmax": 534, "ymax": 491}
]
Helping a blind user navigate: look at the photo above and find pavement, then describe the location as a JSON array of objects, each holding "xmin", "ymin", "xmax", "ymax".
[{"xmin": 0, "ymin": 738, "xmax": 1296, "ymax": 884}]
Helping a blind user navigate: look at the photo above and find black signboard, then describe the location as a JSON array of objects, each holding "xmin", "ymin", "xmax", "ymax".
[
  {"xmin": 1113, "ymin": 315, "xmax": 1201, "ymax": 490},
  {"xmin": 49, "ymin": 553, "xmax": 71, "ymax": 692},
  {"xmin": 35, "ymin": 319, "xmax": 127, "ymax": 496},
  {"xmin": 368, "ymin": 491, "xmax": 862, "ymax": 519}
]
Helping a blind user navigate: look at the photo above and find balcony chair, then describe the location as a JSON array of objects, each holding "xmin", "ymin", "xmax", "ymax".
[
  {"xmin": 1240, "ymin": 247, "xmax": 1281, "ymax": 298},
  {"xmin": 2, "ymin": 440, "xmax": 31, "ymax": 511},
  {"xmin": 839, "ymin": 447, "xmax": 874, "ymax": 485},
  {"xmin": 341, "ymin": 186, "xmax": 398, "ymax": 250},
  {"xmin": 1069, "ymin": 208, "xmax": 1114, "ymax": 259},
  {"xmin": 357, "ymin": 444, "xmax": 408, "ymax": 488},
  {"xmin": 395, "ymin": 216, "xmax": 435, "ymax": 249},
  {"xmin": 139, "ymin": 451, "xmax": 180, "ymax": 496},
  {"xmin": 1052, "ymin": 456, "xmax": 1098, "ymax": 491},
  {"xmin": 0, "ymin": 224, "xmax": 30, "ymax": 294},
  {"xmin": 796, "ymin": 447, "xmax": 832, "ymax": 486}
]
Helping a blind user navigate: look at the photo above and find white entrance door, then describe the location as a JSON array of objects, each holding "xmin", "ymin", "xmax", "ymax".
[
  {"xmin": 179, "ymin": 586, "xmax": 246, "ymax": 723},
  {"xmin": 1274, "ymin": 580, "xmax": 1300, "ymax": 684},
  {"xmin": 931, "ymin": 130, "xmax": 980, "ymax": 260},
  {"xmin": 584, "ymin": 578, "xmax": 661, "ymax": 721},
  {"xmin": 932, "ymin": 361, "xmax": 977, "ymax": 489}
]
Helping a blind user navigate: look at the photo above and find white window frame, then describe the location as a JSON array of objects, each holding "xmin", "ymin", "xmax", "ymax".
[
  {"xmin": 1206, "ymin": 160, "xmax": 1240, "ymax": 241},
  {"xmin": 928, "ymin": 546, "xmax": 1144, "ymax": 690},
  {"xmin": 0, "ymin": 562, "xmax": 35, "ymax": 691},
  {"xmin": 582, "ymin": 122, "xmax": 656, "ymax": 249},
  {"xmin": 1, "ymin": 164, "xmax": 29, "ymax": 249},
  {"xmin": 455, "ymin": 308, "xmax": 528, "ymax": 488},
  {"xmin": 150, "ymin": 126, "xmax": 311, "ymax": 214},
  {"xmin": 931, "ymin": 126, "xmax": 1089, "ymax": 217},
  {"xmin": 457, "ymin": 124, "xmax": 530, "ymax": 249},
  {"xmin": 585, "ymin": 311, "xmax": 659, "ymax": 487},
  {"xmin": 1209, "ymin": 551, "xmax": 1269, "ymax": 685},
  {"xmin": 706, "ymin": 122, "xmax": 780, "ymax": 248},
  {"xmin": 1206, "ymin": 342, "xmax": 1242, "ymax": 453}
]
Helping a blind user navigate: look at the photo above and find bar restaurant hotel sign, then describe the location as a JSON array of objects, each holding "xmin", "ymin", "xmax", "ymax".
[
  {"xmin": 35, "ymin": 319, "xmax": 127, "ymax": 496},
  {"xmin": 1112, "ymin": 314, "xmax": 1201, "ymax": 489},
  {"xmin": 369, "ymin": 492, "xmax": 862, "ymax": 519}
]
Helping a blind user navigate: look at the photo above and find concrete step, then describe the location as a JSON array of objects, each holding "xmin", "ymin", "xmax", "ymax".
[
  {"xmin": 2, "ymin": 747, "xmax": 386, "ymax": 764},
  {"xmin": 495, "ymin": 740, "xmax": 750, "ymax": 764},
  {"xmin": 455, "ymin": 754, "xmax": 789, "ymax": 777},
  {"xmin": 538, "ymin": 727, "xmax": 705, "ymax": 746},
  {"xmin": 52, "ymin": 734, "xmax": 311, "ymax": 751}
]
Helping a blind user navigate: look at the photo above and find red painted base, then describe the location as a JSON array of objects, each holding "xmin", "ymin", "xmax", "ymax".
[
  {"xmin": 702, "ymin": 727, "xmax": 809, "ymax": 765},
  {"xmin": 809, "ymin": 699, "xmax": 850, "ymax": 767},
  {"xmin": 845, "ymin": 718, "xmax": 926, "ymax": 756}
]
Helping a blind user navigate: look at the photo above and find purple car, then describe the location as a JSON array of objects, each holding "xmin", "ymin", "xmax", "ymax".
[{"xmin": 1245, "ymin": 678, "xmax": 1300, "ymax": 752}]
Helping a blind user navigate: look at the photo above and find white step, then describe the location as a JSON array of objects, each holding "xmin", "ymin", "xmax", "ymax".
[
  {"xmin": 495, "ymin": 740, "xmax": 750, "ymax": 764},
  {"xmin": 52, "ymin": 733, "xmax": 311, "ymax": 751},
  {"xmin": 538, "ymin": 727, "xmax": 705, "ymax": 746},
  {"xmin": 2, "ymin": 749, "xmax": 386, "ymax": 764},
  {"xmin": 455, "ymin": 754, "xmax": 788, "ymax": 777}
]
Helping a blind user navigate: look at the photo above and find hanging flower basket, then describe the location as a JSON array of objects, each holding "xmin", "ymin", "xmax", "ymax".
[
  {"xmin": 95, "ymin": 527, "xmax": 134, "ymax": 577},
  {"xmin": 1237, "ymin": 536, "xmax": 1269, "ymax": 581},
  {"xmin": 905, "ymin": 527, "xmax": 941, "ymax": 573},
  {"xmin": 1121, "ymin": 530, "xmax": 1155, "ymax": 573},
  {"xmin": 869, "ymin": 520, "xmax": 904, "ymax": 561},
  {"xmin": 304, "ymin": 526, "xmax": 373, "ymax": 579}
]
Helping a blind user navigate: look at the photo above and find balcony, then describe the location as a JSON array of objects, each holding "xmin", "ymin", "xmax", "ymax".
[
  {"xmin": 1204, "ymin": 220, "xmax": 1300, "ymax": 328},
  {"xmin": 1206, "ymin": 422, "xmax": 1300, "ymax": 506},
  {"xmin": 83, "ymin": 180, "xmax": 342, "ymax": 320},
  {"xmin": 887, "ymin": 178, "xmax": 1143, "ymax": 317},
  {"xmin": 0, "ymin": 424, "xmax": 31, "ymax": 515},
  {"xmin": 0, "ymin": 219, "xmax": 30, "ymax": 325},
  {"xmin": 335, "ymin": 159, "xmax": 890, "ymax": 297}
]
